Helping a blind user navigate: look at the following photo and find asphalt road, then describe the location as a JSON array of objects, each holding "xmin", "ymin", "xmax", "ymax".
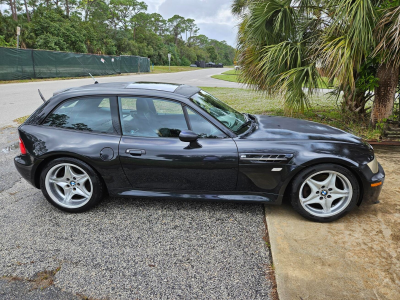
[
  {"xmin": 0, "ymin": 68, "xmax": 244, "ymax": 128},
  {"xmin": 0, "ymin": 125, "xmax": 274, "ymax": 299}
]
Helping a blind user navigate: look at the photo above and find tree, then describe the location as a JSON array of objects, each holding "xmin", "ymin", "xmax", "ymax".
[
  {"xmin": 371, "ymin": 4, "xmax": 400, "ymax": 125},
  {"xmin": 189, "ymin": 34, "xmax": 209, "ymax": 48},
  {"xmin": 168, "ymin": 14, "xmax": 185, "ymax": 45},
  {"xmin": 231, "ymin": 0, "xmax": 250, "ymax": 16},
  {"xmin": 109, "ymin": 0, "xmax": 147, "ymax": 31},
  {"xmin": 234, "ymin": 0, "xmax": 400, "ymax": 124},
  {"xmin": 130, "ymin": 11, "xmax": 149, "ymax": 40},
  {"xmin": 148, "ymin": 13, "xmax": 166, "ymax": 35},
  {"xmin": 23, "ymin": 0, "xmax": 31, "ymax": 21},
  {"xmin": 0, "ymin": 0, "xmax": 235, "ymax": 66},
  {"xmin": 8, "ymin": 0, "xmax": 18, "ymax": 21},
  {"xmin": 206, "ymin": 45, "xmax": 218, "ymax": 62},
  {"xmin": 183, "ymin": 18, "xmax": 198, "ymax": 42},
  {"xmin": 29, "ymin": 6, "xmax": 87, "ymax": 52}
]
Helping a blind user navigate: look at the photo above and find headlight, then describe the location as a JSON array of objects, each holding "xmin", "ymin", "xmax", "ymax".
[{"xmin": 367, "ymin": 157, "xmax": 379, "ymax": 173}]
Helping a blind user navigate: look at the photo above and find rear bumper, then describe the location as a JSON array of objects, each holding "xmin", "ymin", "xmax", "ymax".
[
  {"xmin": 360, "ymin": 162, "xmax": 385, "ymax": 204},
  {"xmin": 14, "ymin": 155, "xmax": 37, "ymax": 187}
]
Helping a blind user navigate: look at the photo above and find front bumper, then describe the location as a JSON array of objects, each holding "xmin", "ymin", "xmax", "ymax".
[
  {"xmin": 14, "ymin": 155, "xmax": 37, "ymax": 187},
  {"xmin": 360, "ymin": 162, "xmax": 385, "ymax": 204}
]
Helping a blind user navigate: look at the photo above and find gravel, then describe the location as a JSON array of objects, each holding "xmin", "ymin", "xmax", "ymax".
[{"xmin": 0, "ymin": 126, "xmax": 274, "ymax": 299}]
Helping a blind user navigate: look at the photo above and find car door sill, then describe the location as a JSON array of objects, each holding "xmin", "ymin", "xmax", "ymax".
[{"xmin": 109, "ymin": 189, "xmax": 279, "ymax": 203}]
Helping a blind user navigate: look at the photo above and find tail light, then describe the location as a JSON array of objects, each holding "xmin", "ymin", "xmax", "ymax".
[{"xmin": 19, "ymin": 138, "xmax": 27, "ymax": 155}]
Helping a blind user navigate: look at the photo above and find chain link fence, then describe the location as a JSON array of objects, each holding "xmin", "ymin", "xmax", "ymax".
[{"xmin": 0, "ymin": 47, "xmax": 150, "ymax": 81}]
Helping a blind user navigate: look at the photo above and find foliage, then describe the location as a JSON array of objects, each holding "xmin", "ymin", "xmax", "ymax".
[
  {"xmin": 233, "ymin": 0, "xmax": 400, "ymax": 121},
  {"xmin": 374, "ymin": 3, "xmax": 400, "ymax": 67},
  {"xmin": 0, "ymin": 35, "xmax": 13, "ymax": 47},
  {"xmin": 0, "ymin": 0, "xmax": 235, "ymax": 65}
]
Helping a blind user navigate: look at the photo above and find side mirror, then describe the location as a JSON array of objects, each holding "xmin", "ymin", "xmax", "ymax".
[{"xmin": 179, "ymin": 130, "xmax": 202, "ymax": 149}]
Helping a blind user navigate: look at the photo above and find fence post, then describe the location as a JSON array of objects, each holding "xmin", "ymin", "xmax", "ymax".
[{"xmin": 31, "ymin": 49, "xmax": 36, "ymax": 79}]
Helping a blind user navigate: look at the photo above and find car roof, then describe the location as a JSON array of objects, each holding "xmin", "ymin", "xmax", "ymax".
[{"xmin": 52, "ymin": 81, "xmax": 201, "ymax": 98}]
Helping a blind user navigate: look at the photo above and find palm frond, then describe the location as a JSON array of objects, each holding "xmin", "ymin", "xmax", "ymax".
[
  {"xmin": 232, "ymin": 0, "xmax": 251, "ymax": 16},
  {"xmin": 238, "ymin": 40, "xmax": 319, "ymax": 112},
  {"xmin": 235, "ymin": 0, "xmax": 323, "ymax": 112},
  {"xmin": 316, "ymin": 0, "xmax": 377, "ymax": 89},
  {"xmin": 278, "ymin": 64, "xmax": 320, "ymax": 112},
  {"xmin": 374, "ymin": 6, "xmax": 400, "ymax": 67}
]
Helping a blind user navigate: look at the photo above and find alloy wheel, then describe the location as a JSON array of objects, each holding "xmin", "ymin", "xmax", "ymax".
[
  {"xmin": 45, "ymin": 163, "xmax": 93, "ymax": 209},
  {"xmin": 299, "ymin": 171, "xmax": 353, "ymax": 218}
]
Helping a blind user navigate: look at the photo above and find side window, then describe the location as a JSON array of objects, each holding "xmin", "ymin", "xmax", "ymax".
[
  {"xmin": 42, "ymin": 97, "xmax": 114, "ymax": 134},
  {"xmin": 186, "ymin": 107, "xmax": 226, "ymax": 138},
  {"xmin": 119, "ymin": 97, "xmax": 188, "ymax": 138}
]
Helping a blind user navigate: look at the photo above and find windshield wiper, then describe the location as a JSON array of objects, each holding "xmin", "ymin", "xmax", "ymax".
[{"xmin": 235, "ymin": 119, "xmax": 253, "ymax": 133}]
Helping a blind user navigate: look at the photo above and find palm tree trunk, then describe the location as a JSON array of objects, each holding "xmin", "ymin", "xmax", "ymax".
[{"xmin": 371, "ymin": 63, "xmax": 400, "ymax": 126}]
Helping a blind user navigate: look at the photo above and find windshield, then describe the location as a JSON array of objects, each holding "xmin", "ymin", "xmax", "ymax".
[{"xmin": 190, "ymin": 90, "xmax": 250, "ymax": 134}]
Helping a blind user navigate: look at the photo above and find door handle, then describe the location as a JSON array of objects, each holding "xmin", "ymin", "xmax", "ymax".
[{"xmin": 126, "ymin": 149, "xmax": 146, "ymax": 156}]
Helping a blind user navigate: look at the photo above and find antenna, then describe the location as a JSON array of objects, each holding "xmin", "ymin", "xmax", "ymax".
[
  {"xmin": 89, "ymin": 73, "xmax": 98, "ymax": 84},
  {"xmin": 38, "ymin": 89, "xmax": 46, "ymax": 102}
]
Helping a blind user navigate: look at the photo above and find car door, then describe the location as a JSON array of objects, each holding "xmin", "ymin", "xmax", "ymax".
[{"xmin": 118, "ymin": 95, "xmax": 238, "ymax": 191}]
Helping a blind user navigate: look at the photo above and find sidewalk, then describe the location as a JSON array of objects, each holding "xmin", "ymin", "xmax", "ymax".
[{"xmin": 265, "ymin": 146, "xmax": 400, "ymax": 300}]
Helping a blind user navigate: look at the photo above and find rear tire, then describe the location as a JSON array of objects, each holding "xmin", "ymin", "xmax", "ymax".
[
  {"xmin": 290, "ymin": 164, "xmax": 359, "ymax": 222},
  {"xmin": 40, "ymin": 157, "xmax": 104, "ymax": 213}
]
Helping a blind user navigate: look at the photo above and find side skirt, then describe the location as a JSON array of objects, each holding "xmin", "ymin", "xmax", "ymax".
[{"xmin": 109, "ymin": 189, "xmax": 280, "ymax": 204}]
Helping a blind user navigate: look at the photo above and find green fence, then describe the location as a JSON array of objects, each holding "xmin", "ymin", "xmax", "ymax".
[{"xmin": 0, "ymin": 47, "xmax": 150, "ymax": 81}]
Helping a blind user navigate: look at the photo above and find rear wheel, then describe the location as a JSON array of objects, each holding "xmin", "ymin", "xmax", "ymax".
[
  {"xmin": 291, "ymin": 164, "xmax": 359, "ymax": 222},
  {"xmin": 40, "ymin": 157, "xmax": 104, "ymax": 212}
]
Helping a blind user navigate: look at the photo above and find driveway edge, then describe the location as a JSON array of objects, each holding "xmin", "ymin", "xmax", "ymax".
[{"xmin": 263, "ymin": 206, "xmax": 280, "ymax": 300}]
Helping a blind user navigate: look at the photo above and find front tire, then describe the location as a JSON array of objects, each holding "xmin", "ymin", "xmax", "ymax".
[
  {"xmin": 40, "ymin": 157, "xmax": 104, "ymax": 213},
  {"xmin": 290, "ymin": 164, "xmax": 359, "ymax": 222}
]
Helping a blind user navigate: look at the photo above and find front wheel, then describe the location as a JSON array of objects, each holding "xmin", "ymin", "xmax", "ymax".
[
  {"xmin": 40, "ymin": 157, "xmax": 104, "ymax": 213},
  {"xmin": 290, "ymin": 164, "xmax": 360, "ymax": 222}
]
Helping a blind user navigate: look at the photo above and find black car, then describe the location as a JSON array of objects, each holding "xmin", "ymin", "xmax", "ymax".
[{"xmin": 14, "ymin": 82, "xmax": 385, "ymax": 222}]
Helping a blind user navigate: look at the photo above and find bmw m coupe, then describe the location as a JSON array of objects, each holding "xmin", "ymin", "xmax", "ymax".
[{"xmin": 14, "ymin": 82, "xmax": 385, "ymax": 222}]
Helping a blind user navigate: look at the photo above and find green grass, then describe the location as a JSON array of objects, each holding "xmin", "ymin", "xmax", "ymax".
[
  {"xmin": 221, "ymin": 69, "xmax": 239, "ymax": 75},
  {"xmin": 201, "ymin": 87, "xmax": 381, "ymax": 141},
  {"xmin": 151, "ymin": 66, "xmax": 201, "ymax": 73},
  {"xmin": 212, "ymin": 70, "xmax": 335, "ymax": 88},
  {"xmin": 212, "ymin": 69, "xmax": 242, "ymax": 83}
]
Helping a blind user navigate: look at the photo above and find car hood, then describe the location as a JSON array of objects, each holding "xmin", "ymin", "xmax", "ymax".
[{"xmin": 243, "ymin": 115, "xmax": 363, "ymax": 144}]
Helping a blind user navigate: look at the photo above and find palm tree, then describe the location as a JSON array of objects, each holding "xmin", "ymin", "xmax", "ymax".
[
  {"xmin": 234, "ymin": 0, "xmax": 400, "ymax": 124},
  {"xmin": 231, "ymin": 0, "xmax": 251, "ymax": 16},
  {"xmin": 234, "ymin": 0, "xmax": 323, "ymax": 112},
  {"xmin": 371, "ymin": 5, "xmax": 400, "ymax": 125}
]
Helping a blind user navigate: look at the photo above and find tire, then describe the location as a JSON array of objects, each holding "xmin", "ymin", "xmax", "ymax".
[
  {"xmin": 290, "ymin": 163, "xmax": 359, "ymax": 222},
  {"xmin": 40, "ymin": 157, "xmax": 104, "ymax": 213}
]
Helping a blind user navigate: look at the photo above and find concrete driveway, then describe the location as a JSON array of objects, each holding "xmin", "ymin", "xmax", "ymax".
[
  {"xmin": 0, "ymin": 125, "xmax": 274, "ymax": 300},
  {"xmin": 266, "ymin": 146, "xmax": 400, "ymax": 300},
  {"xmin": 0, "ymin": 68, "xmax": 244, "ymax": 128}
]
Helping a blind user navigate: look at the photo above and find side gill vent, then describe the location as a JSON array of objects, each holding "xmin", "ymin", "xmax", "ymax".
[{"xmin": 240, "ymin": 154, "xmax": 293, "ymax": 163}]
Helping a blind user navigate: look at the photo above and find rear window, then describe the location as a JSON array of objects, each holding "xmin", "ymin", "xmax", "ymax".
[{"xmin": 42, "ymin": 97, "xmax": 114, "ymax": 134}]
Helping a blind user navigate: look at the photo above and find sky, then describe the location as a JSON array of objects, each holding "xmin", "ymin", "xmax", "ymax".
[{"xmin": 145, "ymin": 0, "xmax": 239, "ymax": 46}]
